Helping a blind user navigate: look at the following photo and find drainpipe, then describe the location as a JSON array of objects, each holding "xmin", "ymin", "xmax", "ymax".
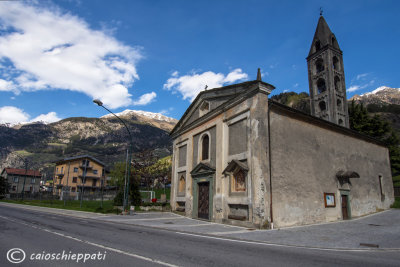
[{"xmin": 268, "ymin": 104, "xmax": 274, "ymax": 230}]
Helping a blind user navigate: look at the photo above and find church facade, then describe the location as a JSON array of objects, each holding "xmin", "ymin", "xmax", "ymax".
[{"xmin": 170, "ymin": 16, "xmax": 394, "ymax": 228}]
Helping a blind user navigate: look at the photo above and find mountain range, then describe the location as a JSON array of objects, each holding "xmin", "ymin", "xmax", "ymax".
[{"xmin": 0, "ymin": 110, "xmax": 177, "ymax": 177}]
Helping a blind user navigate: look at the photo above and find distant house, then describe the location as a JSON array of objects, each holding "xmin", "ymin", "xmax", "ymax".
[
  {"xmin": 1, "ymin": 168, "xmax": 42, "ymax": 194},
  {"xmin": 54, "ymin": 155, "xmax": 106, "ymax": 197}
]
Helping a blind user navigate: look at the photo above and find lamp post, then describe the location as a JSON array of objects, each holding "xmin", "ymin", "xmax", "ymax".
[{"xmin": 93, "ymin": 99, "xmax": 133, "ymax": 212}]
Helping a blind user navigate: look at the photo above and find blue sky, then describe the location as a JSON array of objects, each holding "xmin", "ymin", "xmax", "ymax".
[{"xmin": 0, "ymin": 0, "xmax": 399, "ymax": 124}]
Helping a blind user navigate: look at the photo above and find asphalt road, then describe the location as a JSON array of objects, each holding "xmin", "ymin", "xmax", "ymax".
[{"xmin": 0, "ymin": 205, "xmax": 399, "ymax": 267}]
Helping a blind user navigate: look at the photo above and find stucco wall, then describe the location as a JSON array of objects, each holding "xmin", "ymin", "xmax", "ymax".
[{"xmin": 269, "ymin": 107, "xmax": 394, "ymax": 228}]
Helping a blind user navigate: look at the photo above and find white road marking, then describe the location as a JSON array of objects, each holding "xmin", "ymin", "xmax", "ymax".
[
  {"xmin": 0, "ymin": 215, "xmax": 179, "ymax": 267},
  {"xmin": 174, "ymin": 232, "xmax": 400, "ymax": 252},
  {"xmin": 208, "ymin": 229, "xmax": 258, "ymax": 235},
  {"xmin": 103, "ymin": 217, "xmax": 185, "ymax": 221},
  {"xmin": 172, "ymin": 212, "xmax": 249, "ymax": 230},
  {"xmin": 167, "ymin": 223, "xmax": 213, "ymax": 227}
]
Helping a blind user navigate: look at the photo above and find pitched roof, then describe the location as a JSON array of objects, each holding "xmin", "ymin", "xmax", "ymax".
[
  {"xmin": 223, "ymin": 160, "xmax": 249, "ymax": 174},
  {"xmin": 3, "ymin": 168, "xmax": 41, "ymax": 177},
  {"xmin": 55, "ymin": 154, "xmax": 105, "ymax": 166},
  {"xmin": 308, "ymin": 16, "xmax": 341, "ymax": 57}
]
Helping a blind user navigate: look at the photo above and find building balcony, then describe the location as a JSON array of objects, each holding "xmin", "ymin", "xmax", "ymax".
[
  {"xmin": 78, "ymin": 174, "xmax": 100, "ymax": 179},
  {"xmin": 79, "ymin": 164, "xmax": 93, "ymax": 169}
]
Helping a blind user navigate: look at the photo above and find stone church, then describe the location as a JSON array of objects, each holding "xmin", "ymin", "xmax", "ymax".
[{"xmin": 170, "ymin": 15, "xmax": 394, "ymax": 228}]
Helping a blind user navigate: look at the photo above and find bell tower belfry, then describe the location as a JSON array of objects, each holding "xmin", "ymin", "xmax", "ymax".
[{"xmin": 307, "ymin": 15, "xmax": 349, "ymax": 127}]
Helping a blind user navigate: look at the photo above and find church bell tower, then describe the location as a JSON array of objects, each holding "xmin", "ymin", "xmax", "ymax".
[{"xmin": 307, "ymin": 15, "xmax": 349, "ymax": 128}]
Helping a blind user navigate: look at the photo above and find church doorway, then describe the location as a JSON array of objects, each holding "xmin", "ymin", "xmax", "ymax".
[
  {"xmin": 341, "ymin": 195, "xmax": 349, "ymax": 219},
  {"xmin": 198, "ymin": 182, "xmax": 210, "ymax": 219}
]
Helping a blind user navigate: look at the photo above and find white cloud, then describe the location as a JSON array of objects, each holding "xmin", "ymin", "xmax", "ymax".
[
  {"xmin": 347, "ymin": 79, "xmax": 375, "ymax": 93},
  {"xmin": 0, "ymin": 106, "xmax": 61, "ymax": 124},
  {"xmin": 31, "ymin": 112, "xmax": 61, "ymax": 123},
  {"xmin": 0, "ymin": 106, "xmax": 29, "ymax": 124},
  {"xmin": 159, "ymin": 107, "xmax": 174, "ymax": 115},
  {"xmin": 347, "ymin": 85, "xmax": 360, "ymax": 93},
  {"xmin": 132, "ymin": 92, "xmax": 157, "ymax": 106},
  {"xmin": 0, "ymin": 79, "xmax": 17, "ymax": 93},
  {"xmin": 224, "ymin": 69, "xmax": 248, "ymax": 83},
  {"xmin": 163, "ymin": 69, "xmax": 248, "ymax": 101},
  {"xmin": 356, "ymin": 73, "xmax": 370, "ymax": 80},
  {"xmin": 0, "ymin": 2, "xmax": 142, "ymax": 108}
]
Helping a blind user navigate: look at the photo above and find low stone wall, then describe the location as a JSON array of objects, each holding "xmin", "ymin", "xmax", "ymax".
[{"xmin": 140, "ymin": 205, "xmax": 171, "ymax": 212}]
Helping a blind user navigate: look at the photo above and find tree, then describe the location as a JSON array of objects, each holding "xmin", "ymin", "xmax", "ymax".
[
  {"xmin": 0, "ymin": 175, "xmax": 9, "ymax": 199},
  {"xmin": 109, "ymin": 161, "xmax": 141, "ymax": 206},
  {"xmin": 349, "ymin": 100, "xmax": 400, "ymax": 181}
]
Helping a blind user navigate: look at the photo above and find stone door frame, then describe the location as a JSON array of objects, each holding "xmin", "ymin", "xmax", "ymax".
[
  {"xmin": 192, "ymin": 175, "xmax": 214, "ymax": 220},
  {"xmin": 339, "ymin": 189, "xmax": 351, "ymax": 220}
]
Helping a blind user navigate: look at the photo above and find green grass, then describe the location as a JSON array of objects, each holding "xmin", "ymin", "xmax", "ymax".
[
  {"xmin": 15, "ymin": 150, "xmax": 34, "ymax": 156},
  {"xmin": 391, "ymin": 197, "xmax": 400, "ymax": 209},
  {"xmin": 140, "ymin": 188, "xmax": 170, "ymax": 200},
  {"xmin": 154, "ymin": 188, "xmax": 170, "ymax": 200},
  {"xmin": 48, "ymin": 143, "xmax": 67, "ymax": 147},
  {"xmin": 0, "ymin": 199, "xmax": 119, "ymax": 214},
  {"xmin": 393, "ymin": 175, "xmax": 400, "ymax": 186}
]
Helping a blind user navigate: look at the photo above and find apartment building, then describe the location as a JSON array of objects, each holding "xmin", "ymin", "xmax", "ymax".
[{"xmin": 54, "ymin": 155, "xmax": 106, "ymax": 197}]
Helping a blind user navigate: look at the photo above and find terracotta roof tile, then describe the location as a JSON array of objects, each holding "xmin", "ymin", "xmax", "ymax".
[{"xmin": 4, "ymin": 168, "xmax": 41, "ymax": 177}]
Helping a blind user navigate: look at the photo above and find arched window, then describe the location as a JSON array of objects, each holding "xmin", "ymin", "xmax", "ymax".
[
  {"xmin": 337, "ymin": 99, "xmax": 342, "ymax": 109},
  {"xmin": 333, "ymin": 56, "xmax": 339, "ymax": 70},
  {"xmin": 334, "ymin": 76, "xmax": 341, "ymax": 91},
  {"xmin": 201, "ymin": 135, "xmax": 209, "ymax": 160},
  {"xmin": 338, "ymin": 119, "xmax": 343, "ymax": 125},
  {"xmin": 319, "ymin": 101, "xmax": 326, "ymax": 111},
  {"xmin": 315, "ymin": 58, "xmax": 324, "ymax": 73},
  {"xmin": 317, "ymin": 78, "xmax": 326, "ymax": 94},
  {"xmin": 315, "ymin": 40, "xmax": 321, "ymax": 51}
]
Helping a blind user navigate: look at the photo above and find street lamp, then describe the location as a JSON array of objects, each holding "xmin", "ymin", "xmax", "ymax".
[{"xmin": 93, "ymin": 99, "xmax": 133, "ymax": 213}]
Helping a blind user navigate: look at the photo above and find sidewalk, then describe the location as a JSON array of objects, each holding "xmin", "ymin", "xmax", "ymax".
[{"xmin": 2, "ymin": 202, "xmax": 399, "ymax": 250}]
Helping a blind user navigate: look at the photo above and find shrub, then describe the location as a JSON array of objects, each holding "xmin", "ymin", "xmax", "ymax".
[{"xmin": 113, "ymin": 191, "xmax": 124, "ymax": 206}]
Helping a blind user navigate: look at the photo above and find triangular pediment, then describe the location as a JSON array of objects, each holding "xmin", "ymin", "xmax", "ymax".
[
  {"xmin": 191, "ymin": 162, "xmax": 215, "ymax": 177},
  {"xmin": 223, "ymin": 160, "xmax": 248, "ymax": 175},
  {"xmin": 170, "ymin": 80, "xmax": 275, "ymax": 137}
]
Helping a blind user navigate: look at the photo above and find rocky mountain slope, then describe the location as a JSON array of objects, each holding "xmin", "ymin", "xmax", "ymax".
[
  {"xmin": 0, "ymin": 110, "xmax": 177, "ymax": 177},
  {"xmin": 350, "ymin": 87, "xmax": 400, "ymax": 105}
]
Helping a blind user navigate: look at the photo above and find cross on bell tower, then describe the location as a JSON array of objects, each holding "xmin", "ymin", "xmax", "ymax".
[{"xmin": 307, "ymin": 15, "xmax": 349, "ymax": 127}]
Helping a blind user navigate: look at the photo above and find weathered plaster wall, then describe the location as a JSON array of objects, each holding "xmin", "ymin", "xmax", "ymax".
[{"xmin": 269, "ymin": 107, "xmax": 394, "ymax": 228}]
